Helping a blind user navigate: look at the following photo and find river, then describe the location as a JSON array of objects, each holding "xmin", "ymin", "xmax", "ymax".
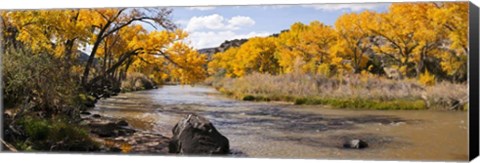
[{"xmin": 91, "ymin": 85, "xmax": 468, "ymax": 161}]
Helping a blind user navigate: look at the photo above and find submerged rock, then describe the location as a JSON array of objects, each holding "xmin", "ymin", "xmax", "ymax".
[
  {"xmin": 80, "ymin": 111, "xmax": 91, "ymax": 115},
  {"xmin": 169, "ymin": 114, "xmax": 230, "ymax": 155},
  {"xmin": 343, "ymin": 139, "xmax": 368, "ymax": 149},
  {"xmin": 116, "ymin": 120, "xmax": 129, "ymax": 127},
  {"xmin": 89, "ymin": 122, "xmax": 135, "ymax": 138}
]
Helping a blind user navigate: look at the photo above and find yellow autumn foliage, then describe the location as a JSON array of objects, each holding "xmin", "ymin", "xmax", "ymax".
[
  {"xmin": 419, "ymin": 70, "xmax": 436, "ymax": 86},
  {"xmin": 1, "ymin": 8, "xmax": 207, "ymax": 87},
  {"xmin": 207, "ymin": 2, "xmax": 468, "ymax": 83}
]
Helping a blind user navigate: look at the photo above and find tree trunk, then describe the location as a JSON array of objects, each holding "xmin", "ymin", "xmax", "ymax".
[
  {"xmin": 86, "ymin": 50, "xmax": 138, "ymax": 87},
  {"xmin": 81, "ymin": 20, "xmax": 112, "ymax": 87},
  {"xmin": 63, "ymin": 39, "xmax": 76, "ymax": 68},
  {"xmin": 81, "ymin": 39, "xmax": 101, "ymax": 86},
  {"xmin": 416, "ymin": 47, "xmax": 426, "ymax": 78},
  {"xmin": 124, "ymin": 58, "xmax": 134, "ymax": 80}
]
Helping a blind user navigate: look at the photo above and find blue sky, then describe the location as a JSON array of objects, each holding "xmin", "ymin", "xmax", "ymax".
[{"xmin": 168, "ymin": 3, "xmax": 391, "ymax": 49}]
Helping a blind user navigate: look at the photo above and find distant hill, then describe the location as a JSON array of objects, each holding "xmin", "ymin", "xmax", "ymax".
[
  {"xmin": 77, "ymin": 50, "xmax": 90, "ymax": 63},
  {"xmin": 76, "ymin": 50, "xmax": 99, "ymax": 66},
  {"xmin": 197, "ymin": 31, "xmax": 286, "ymax": 60},
  {"xmin": 197, "ymin": 39, "xmax": 248, "ymax": 60}
]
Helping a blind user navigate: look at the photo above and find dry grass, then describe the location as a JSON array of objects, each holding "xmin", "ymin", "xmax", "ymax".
[{"xmin": 211, "ymin": 72, "xmax": 468, "ymax": 110}]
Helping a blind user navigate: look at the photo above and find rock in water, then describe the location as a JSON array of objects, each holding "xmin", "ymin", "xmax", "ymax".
[
  {"xmin": 80, "ymin": 111, "xmax": 91, "ymax": 115},
  {"xmin": 89, "ymin": 122, "xmax": 135, "ymax": 137},
  {"xmin": 92, "ymin": 114, "xmax": 102, "ymax": 118},
  {"xmin": 343, "ymin": 139, "xmax": 368, "ymax": 149},
  {"xmin": 169, "ymin": 114, "xmax": 230, "ymax": 155},
  {"xmin": 116, "ymin": 120, "xmax": 129, "ymax": 127}
]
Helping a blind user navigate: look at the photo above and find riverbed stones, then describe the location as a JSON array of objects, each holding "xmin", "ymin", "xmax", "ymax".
[
  {"xmin": 169, "ymin": 114, "xmax": 230, "ymax": 155},
  {"xmin": 343, "ymin": 139, "xmax": 368, "ymax": 149}
]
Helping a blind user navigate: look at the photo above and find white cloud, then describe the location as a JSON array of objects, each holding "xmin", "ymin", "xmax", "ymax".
[
  {"xmin": 187, "ymin": 31, "xmax": 271, "ymax": 49},
  {"xmin": 186, "ymin": 14, "xmax": 226, "ymax": 31},
  {"xmin": 303, "ymin": 3, "xmax": 384, "ymax": 12},
  {"xmin": 184, "ymin": 14, "xmax": 256, "ymax": 32},
  {"xmin": 228, "ymin": 16, "xmax": 255, "ymax": 29},
  {"xmin": 186, "ymin": 7, "xmax": 216, "ymax": 11},
  {"xmin": 181, "ymin": 14, "xmax": 267, "ymax": 49}
]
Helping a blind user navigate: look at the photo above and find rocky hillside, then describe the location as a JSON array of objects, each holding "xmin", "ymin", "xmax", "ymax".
[
  {"xmin": 197, "ymin": 31, "xmax": 286, "ymax": 60},
  {"xmin": 197, "ymin": 39, "xmax": 248, "ymax": 60}
]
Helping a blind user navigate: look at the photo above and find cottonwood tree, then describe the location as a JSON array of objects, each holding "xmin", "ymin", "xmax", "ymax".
[
  {"xmin": 4, "ymin": 10, "xmax": 90, "ymax": 63},
  {"xmin": 207, "ymin": 2, "xmax": 469, "ymax": 83},
  {"xmin": 1, "ymin": 8, "xmax": 207, "ymax": 91},
  {"xmin": 332, "ymin": 11, "xmax": 375, "ymax": 73},
  {"xmin": 80, "ymin": 8, "xmax": 176, "ymax": 87},
  {"xmin": 275, "ymin": 21, "xmax": 337, "ymax": 75},
  {"xmin": 207, "ymin": 47, "xmax": 239, "ymax": 77},
  {"xmin": 367, "ymin": 5, "xmax": 424, "ymax": 77},
  {"xmin": 233, "ymin": 37, "xmax": 279, "ymax": 76},
  {"xmin": 428, "ymin": 2, "xmax": 469, "ymax": 82}
]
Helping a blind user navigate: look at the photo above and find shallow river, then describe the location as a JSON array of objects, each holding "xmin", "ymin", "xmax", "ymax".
[{"xmin": 92, "ymin": 85, "xmax": 468, "ymax": 161}]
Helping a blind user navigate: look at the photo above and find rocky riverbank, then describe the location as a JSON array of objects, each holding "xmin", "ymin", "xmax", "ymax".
[
  {"xmin": 79, "ymin": 111, "xmax": 171, "ymax": 154},
  {"xmin": 78, "ymin": 83, "xmax": 174, "ymax": 154},
  {"xmin": 79, "ymin": 84, "xmax": 232, "ymax": 155},
  {"xmin": 79, "ymin": 111, "xmax": 233, "ymax": 155}
]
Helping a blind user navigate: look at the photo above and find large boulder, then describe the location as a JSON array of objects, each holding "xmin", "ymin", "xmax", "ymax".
[
  {"xmin": 169, "ymin": 114, "xmax": 230, "ymax": 155},
  {"xmin": 343, "ymin": 139, "xmax": 368, "ymax": 149}
]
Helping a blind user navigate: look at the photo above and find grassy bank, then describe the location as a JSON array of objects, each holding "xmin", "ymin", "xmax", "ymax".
[
  {"xmin": 208, "ymin": 72, "xmax": 468, "ymax": 110},
  {"xmin": 3, "ymin": 114, "xmax": 99, "ymax": 151}
]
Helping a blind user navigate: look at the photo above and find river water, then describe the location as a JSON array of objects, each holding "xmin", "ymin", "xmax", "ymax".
[{"xmin": 92, "ymin": 85, "xmax": 468, "ymax": 161}]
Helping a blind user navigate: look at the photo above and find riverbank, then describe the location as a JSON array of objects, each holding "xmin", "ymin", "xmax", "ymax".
[
  {"xmin": 78, "ymin": 111, "xmax": 170, "ymax": 154},
  {"xmin": 1, "ymin": 75, "xmax": 165, "ymax": 153},
  {"xmin": 78, "ymin": 81, "xmax": 171, "ymax": 154},
  {"xmin": 208, "ymin": 73, "xmax": 468, "ymax": 111}
]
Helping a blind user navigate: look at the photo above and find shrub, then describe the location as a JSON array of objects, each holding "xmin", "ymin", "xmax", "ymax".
[
  {"xmin": 242, "ymin": 95, "xmax": 255, "ymax": 101},
  {"xmin": 17, "ymin": 116, "xmax": 98, "ymax": 151},
  {"xmin": 419, "ymin": 70, "xmax": 436, "ymax": 86},
  {"xmin": 2, "ymin": 47, "xmax": 83, "ymax": 115}
]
